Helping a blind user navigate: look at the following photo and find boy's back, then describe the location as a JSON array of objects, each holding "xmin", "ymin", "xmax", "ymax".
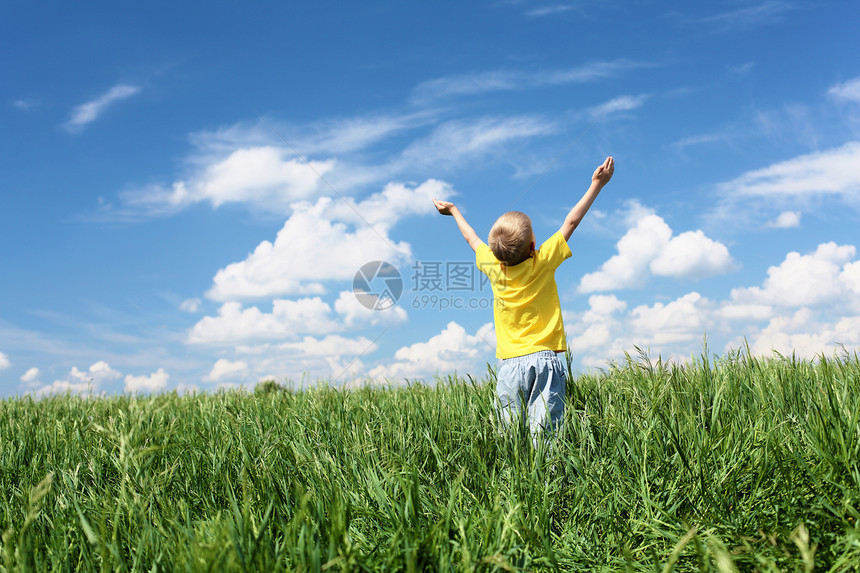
[{"xmin": 476, "ymin": 230, "xmax": 571, "ymax": 359}]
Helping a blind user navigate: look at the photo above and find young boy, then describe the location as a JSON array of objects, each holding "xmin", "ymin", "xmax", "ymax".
[{"xmin": 433, "ymin": 156, "xmax": 614, "ymax": 438}]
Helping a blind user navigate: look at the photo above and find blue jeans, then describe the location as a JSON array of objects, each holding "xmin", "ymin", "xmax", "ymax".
[{"xmin": 495, "ymin": 350, "xmax": 566, "ymax": 438}]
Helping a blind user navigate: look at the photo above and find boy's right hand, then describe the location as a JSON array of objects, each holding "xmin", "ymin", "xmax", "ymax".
[
  {"xmin": 592, "ymin": 156, "xmax": 614, "ymax": 187},
  {"xmin": 433, "ymin": 198, "xmax": 456, "ymax": 216}
]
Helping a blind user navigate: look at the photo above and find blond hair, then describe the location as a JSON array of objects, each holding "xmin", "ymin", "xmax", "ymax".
[{"xmin": 488, "ymin": 211, "xmax": 534, "ymax": 265}]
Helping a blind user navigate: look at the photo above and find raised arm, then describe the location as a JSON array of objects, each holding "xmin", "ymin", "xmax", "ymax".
[
  {"xmin": 433, "ymin": 198, "xmax": 483, "ymax": 252},
  {"xmin": 559, "ymin": 156, "xmax": 614, "ymax": 242}
]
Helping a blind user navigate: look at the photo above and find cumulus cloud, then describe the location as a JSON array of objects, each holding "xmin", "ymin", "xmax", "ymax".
[
  {"xmin": 232, "ymin": 333, "xmax": 381, "ymax": 387},
  {"xmin": 121, "ymin": 147, "xmax": 333, "ymax": 216},
  {"xmin": 333, "ymin": 290, "xmax": 409, "ymax": 329},
  {"xmin": 578, "ymin": 211, "xmax": 672, "ymax": 292},
  {"xmin": 567, "ymin": 292, "xmax": 713, "ymax": 367},
  {"xmin": 31, "ymin": 361, "xmax": 122, "ymax": 396},
  {"xmin": 765, "ymin": 210, "xmax": 801, "ymax": 228},
  {"xmin": 124, "ymin": 368, "xmax": 169, "ymax": 393},
  {"xmin": 578, "ymin": 203, "xmax": 735, "ymax": 292},
  {"xmin": 20, "ymin": 367, "xmax": 39, "ymax": 383},
  {"xmin": 650, "ymin": 230, "xmax": 737, "ymax": 279},
  {"xmin": 204, "ymin": 359, "xmax": 248, "ymax": 382},
  {"xmin": 568, "ymin": 295, "xmax": 628, "ymax": 366},
  {"xmin": 369, "ymin": 321, "xmax": 495, "ymax": 382},
  {"xmin": 829, "ymin": 77, "xmax": 860, "ymax": 103},
  {"xmin": 188, "ymin": 298, "xmax": 341, "ymax": 344},
  {"xmin": 189, "ymin": 292, "xmax": 407, "ymax": 345},
  {"xmin": 629, "ymin": 292, "xmax": 714, "ymax": 345},
  {"xmin": 568, "ymin": 241, "xmax": 860, "ymax": 368},
  {"xmin": 0, "ymin": 352, "xmax": 9, "ymax": 370},
  {"xmin": 730, "ymin": 242, "xmax": 857, "ymax": 308},
  {"xmin": 280, "ymin": 334, "xmax": 378, "ymax": 358},
  {"xmin": 327, "ymin": 179, "xmax": 453, "ymax": 228},
  {"xmin": 206, "ymin": 201, "xmax": 406, "ymax": 300},
  {"xmin": 747, "ymin": 310, "xmax": 860, "ymax": 359},
  {"xmin": 843, "ymin": 261, "xmax": 860, "ymax": 294},
  {"xmin": 205, "ymin": 179, "xmax": 446, "ymax": 301},
  {"xmin": 65, "ymin": 84, "xmax": 141, "ymax": 131}
]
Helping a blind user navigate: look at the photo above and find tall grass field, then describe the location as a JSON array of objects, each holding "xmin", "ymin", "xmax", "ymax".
[{"xmin": 2, "ymin": 348, "xmax": 859, "ymax": 571}]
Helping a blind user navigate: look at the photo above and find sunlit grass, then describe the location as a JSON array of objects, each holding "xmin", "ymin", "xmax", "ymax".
[{"xmin": 1, "ymin": 346, "xmax": 859, "ymax": 571}]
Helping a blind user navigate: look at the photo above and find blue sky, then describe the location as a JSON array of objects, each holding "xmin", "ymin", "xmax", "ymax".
[{"xmin": 2, "ymin": 0, "xmax": 860, "ymax": 395}]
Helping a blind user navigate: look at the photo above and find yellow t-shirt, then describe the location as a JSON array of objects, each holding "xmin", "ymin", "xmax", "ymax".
[{"xmin": 476, "ymin": 231, "xmax": 572, "ymax": 359}]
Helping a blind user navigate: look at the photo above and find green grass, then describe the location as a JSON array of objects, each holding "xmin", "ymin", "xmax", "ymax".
[{"xmin": 2, "ymin": 346, "xmax": 860, "ymax": 571}]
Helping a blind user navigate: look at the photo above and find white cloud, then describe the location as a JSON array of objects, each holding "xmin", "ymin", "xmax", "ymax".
[
  {"xmin": 206, "ymin": 202, "xmax": 404, "ymax": 300},
  {"xmin": 691, "ymin": 1, "xmax": 799, "ymax": 32},
  {"xmin": 65, "ymin": 84, "xmax": 141, "ymax": 131},
  {"xmin": 728, "ymin": 62, "xmax": 755, "ymax": 75},
  {"xmin": 0, "ymin": 352, "xmax": 9, "ymax": 370},
  {"xmin": 398, "ymin": 116, "xmax": 556, "ymax": 170},
  {"xmin": 279, "ymin": 334, "xmax": 378, "ymax": 358},
  {"xmin": 715, "ymin": 303, "xmax": 774, "ymax": 323},
  {"xmin": 567, "ymin": 292, "xmax": 714, "ymax": 367},
  {"xmin": 124, "ymin": 368, "xmax": 169, "ymax": 393},
  {"xmin": 231, "ymin": 333, "xmax": 381, "ymax": 387},
  {"xmin": 89, "ymin": 361, "xmax": 122, "ymax": 381},
  {"xmin": 33, "ymin": 379, "xmax": 94, "ymax": 397},
  {"xmin": 174, "ymin": 383, "xmax": 200, "ymax": 395},
  {"xmin": 369, "ymin": 321, "xmax": 495, "ymax": 382},
  {"xmin": 333, "ymin": 290, "xmax": 408, "ymax": 328},
  {"xmin": 650, "ymin": 230, "xmax": 737, "ymax": 279},
  {"xmin": 578, "ymin": 212, "xmax": 672, "ymax": 292},
  {"xmin": 327, "ymin": 179, "xmax": 453, "ymax": 227},
  {"xmin": 297, "ymin": 111, "xmax": 436, "ymax": 155},
  {"xmin": 843, "ymin": 261, "xmax": 860, "ymax": 294},
  {"xmin": 204, "ymin": 359, "xmax": 248, "ymax": 382},
  {"xmin": 578, "ymin": 205, "xmax": 735, "ymax": 292},
  {"xmin": 765, "ymin": 210, "xmax": 801, "ymax": 228},
  {"xmin": 629, "ymin": 292, "xmax": 713, "ymax": 346},
  {"xmin": 190, "ymin": 291, "xmax": 407, "ymax": 346},
  {"xmin": 31, "ymin": 361, "xmax": 122, "ymax": 396},
  {"xmin": 188, "ymin": 298, "xmax": 340, "ymax": 344},
  {"xmin": 669, "ymin": 133, "xmax": 728, "ymax": 149},
  {"xmin": 718, "ymin": 141, "xmax": 860, "ymax": 198},
  {"xmin": 568, "ymin": 295, "xmax": 628, "ymax": 366},
  {"xmin": 411, "ymin": 60, "xmax": 649, "ymax": 102},
  {"xmin": 730, "ymin": 242, "xmax": 857, "ymax": 309},
  {"xmin": 191, "ymin": 111, "xmax": 435, "ymax": 158},
  {"xmin": 747, "ymin": 309, "xmax": 860, "ymax": 359},
  {"xmin": 20, "ymin": 367, "xmax": 39, "ymax": 383},
  {"xmin": 829, "ymin": 77, "xmax": 860, "ymax": 103},
  {"xmin": 204, "ymin": 177, "xmax": 444, "ymax": 301},
  {"xmin": 569, "ymin": 241, "xmax": 860, "ymax": 368},
  {"xmin": 526, "ymin": 5, "xmax": 576, "ymax": 17},
  {"xmin": 588, "ymin": 94, "xmax": 649, "ymax": 118},
  {"xmin": 180, "ymin": 298, "xmax": 202, "ymax": 312},
  {"xmin": 12, "ymin": 99, "xmax": 38, "ymax": 110},
  {"xmin": 122, "ymin": 147, "xmax": 333, "ymax": 216}
]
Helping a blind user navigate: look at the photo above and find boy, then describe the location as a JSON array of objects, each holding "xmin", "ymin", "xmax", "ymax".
[{"xmin": 433, "ymin": 156, "xmax": 614, "ymax": 438}]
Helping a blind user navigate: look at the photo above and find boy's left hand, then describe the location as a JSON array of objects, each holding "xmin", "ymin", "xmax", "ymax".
[{"xmin": 433, "ymin": 198, "xmax": 456, "ymax": 216}]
